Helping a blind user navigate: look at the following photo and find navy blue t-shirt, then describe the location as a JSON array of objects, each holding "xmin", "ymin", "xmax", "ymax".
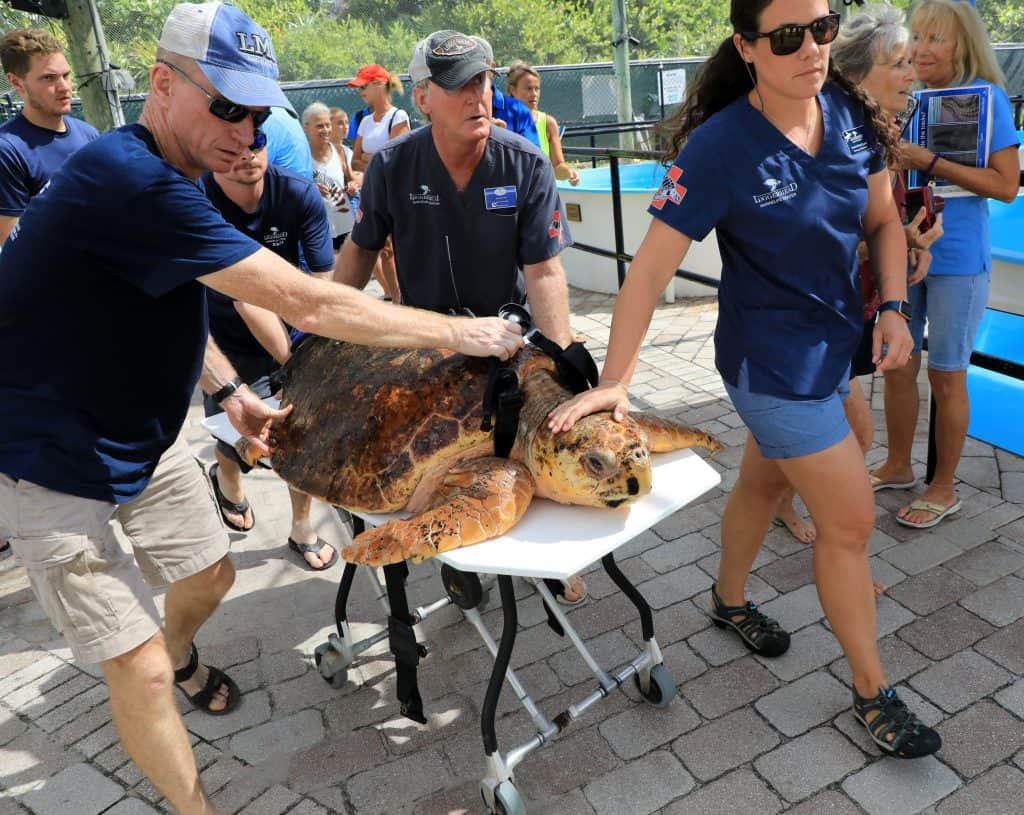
[
  {"xmin": 650, "ymin": 83, "xmax": 885, "ymax": 400},
  {"xmin": 352, "ymin": 125, "xmax": 570, "ymax": 316},
  {"xmin": 0, "ymin": 124, "xmax": 262, "ymax": 502},
  {"xmin": 200, "ymin": 165, "xmax": 333, "ymax": 359},
  {"xmin": 0, "ymin": 113, "xmax": 99, "ymax": 216}
]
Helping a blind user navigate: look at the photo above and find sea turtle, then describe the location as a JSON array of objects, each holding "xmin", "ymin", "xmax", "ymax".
[{"xmin": 270, "ymin": 336, "xmax": 722, "ymax": 566}]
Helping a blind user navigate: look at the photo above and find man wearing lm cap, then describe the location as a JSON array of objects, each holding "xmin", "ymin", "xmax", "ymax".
[
  {"xmin": 0, "ymin": 6, "xmax": 520, "ymax": 813},
  {"xmin": 335, "ymin": 30, "xmax": 589, "ymax": 604}
]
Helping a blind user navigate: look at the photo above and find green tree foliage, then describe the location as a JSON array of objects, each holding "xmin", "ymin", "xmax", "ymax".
[{"xmin": 2, "ymin": 0, "xmax": 1024, "ymax": 95}]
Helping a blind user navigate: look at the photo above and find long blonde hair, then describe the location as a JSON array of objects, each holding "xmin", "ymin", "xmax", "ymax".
[{"xmin": 909, "ymin": 0, "xmax": 1005, "ymax": 88}]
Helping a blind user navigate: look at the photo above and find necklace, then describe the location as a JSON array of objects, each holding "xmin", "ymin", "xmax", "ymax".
[{"xmin": 761, "ymin": 102, "xmax": 819, "ymax": 155}]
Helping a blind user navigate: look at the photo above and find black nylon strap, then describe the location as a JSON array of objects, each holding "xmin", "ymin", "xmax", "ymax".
[{"xmin": 383, "ymin": 563, "xmax": 426, "ymax": 724}]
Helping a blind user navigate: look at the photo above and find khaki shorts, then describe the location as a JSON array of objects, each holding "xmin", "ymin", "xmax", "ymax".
[{"xmin": 0, "ymin": 435, "xmax": 230, "ymax": 664}]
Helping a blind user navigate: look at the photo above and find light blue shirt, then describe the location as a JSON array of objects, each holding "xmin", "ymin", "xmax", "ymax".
[{"xmin": 263, "ymin": 107, "xmax": 313, "ymax": 179}]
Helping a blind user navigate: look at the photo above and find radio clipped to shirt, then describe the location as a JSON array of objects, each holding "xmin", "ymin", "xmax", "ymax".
[{"xmin": 904, "ymin": 185, "xmax": 944, "ymax": 232}]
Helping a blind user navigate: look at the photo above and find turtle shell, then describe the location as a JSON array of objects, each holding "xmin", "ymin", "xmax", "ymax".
[{"xmin": 271, "ymin": 336, "xmax": 553, "ymax": 512}]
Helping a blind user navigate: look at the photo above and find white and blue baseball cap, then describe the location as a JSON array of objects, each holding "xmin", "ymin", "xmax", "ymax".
[{"xmin": 158, "ymin": 2, "xmax": 295, "ymax": 115}]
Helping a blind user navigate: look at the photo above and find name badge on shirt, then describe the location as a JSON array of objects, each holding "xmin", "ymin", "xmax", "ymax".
[
  {"xmin": 842, "ymin": 127, "xmax": 870, "ymax": 154},
  {"xmin": 484, "ymin": 186, "xmax": 518, "ymax": 210}
]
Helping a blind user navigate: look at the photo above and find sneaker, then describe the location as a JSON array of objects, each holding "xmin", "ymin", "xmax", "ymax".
[
  {"xmin": 853, "ymin": 685, "xmax": 941, "ymax": 759},
  {"xmin": 709, "ymin": 584, "xmax": 790, "ymax": 657}
]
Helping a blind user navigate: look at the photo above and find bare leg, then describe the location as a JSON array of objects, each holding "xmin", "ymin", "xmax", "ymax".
[
  {"xmin": 163, "ymin": 556, "xmax": 236, "ymax": 710},
  {"xmin": 897, "ymin": 369, "xmax": 965, "ymax": 524},
  {"xmin": 871, "ymin": 353, "xmax": 921, "ymax": 485},
  {"xmin": 773, "ymin": 486, "xmax": 816, "ymax": 544},
  {"xmin": 103, "ymin": 633, "xmax": 221, "ymax": 815},
  {"xmin": 716, "ymin": 433, "xmax": 790, "ymax": 606},
  {"xmin": 287, "ymin": 488, "xmax": 335, "ymax": 568},
  {"xmin": 843, "ymin": 380, "xmax": 886, "ymax": 594},
  {"xmin": 777, "ymin": 433, "xmax": 886, "ymax": 697},
  {"xmin": 212, "ymin": 447, "xmax": 252, "ymax": 531}
]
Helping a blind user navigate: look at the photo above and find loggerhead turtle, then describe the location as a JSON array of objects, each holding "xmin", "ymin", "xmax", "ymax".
[{"xmin": 270, "ymin": 336, "xmax": 722, "ymax": 566}]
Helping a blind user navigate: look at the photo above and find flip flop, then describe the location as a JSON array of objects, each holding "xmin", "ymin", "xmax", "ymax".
[
  {"xmin": 288, "ymin": 537, "xmax": 339, "ymax": 571},
  {"xmin": 870, "ymin": 473, "xmax": 919, "ymax": 492},
  {"xmin": 209, "ymin": 463, "xmax": 254, "ymax": 532},
  {"xmin": 524, "ymin": 575, "xmax": 588, "ymax": 606},
  {"xmin": 895, "ymin": 498, "xmax": 962, "ymax": 529}
]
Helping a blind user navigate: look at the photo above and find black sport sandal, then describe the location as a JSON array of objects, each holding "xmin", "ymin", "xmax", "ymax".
[
  {"xmin": 709, "ymin": 584, "xmax": 791, "ymax": 657},
  {"xmin": 853, "ymin": 685, "xmax": 941, "ymax": 759}
]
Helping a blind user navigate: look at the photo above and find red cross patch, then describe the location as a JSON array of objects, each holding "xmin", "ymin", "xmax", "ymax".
[
  {"xmin": 548, "ymin": 210, "xmax": 563, "ymax": 242},
  {"xmin": 651, "ymin": 165, "xmax": 687, "ymax": 210}
]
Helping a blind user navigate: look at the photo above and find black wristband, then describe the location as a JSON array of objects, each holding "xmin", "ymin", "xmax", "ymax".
[{"xmin": 212, "ymin": 376, "xmax": 242, "ymax": 403}]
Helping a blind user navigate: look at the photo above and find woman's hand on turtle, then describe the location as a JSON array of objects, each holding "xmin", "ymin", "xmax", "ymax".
[
  {"xmin": 222, "ymin": 386, "xmax": 293, "ymax": 460},
  {"xmin": 547, "ymin": 381, "xmax": 631, "ymax": 434},
  {"xmin": 452, "ymin": 317, "xmax": 524, "ymax": 360}
]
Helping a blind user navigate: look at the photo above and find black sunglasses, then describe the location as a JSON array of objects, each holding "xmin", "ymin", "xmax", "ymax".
[
  {"xmin": 249, "ymin": 129, "xmax": 267, "ymax": 151},
  {"xmin": 158, "ymin": 60, "xmax": 271, "ymax": 128},
  {"xmin": 742, "ymin": 12, "xmax": 841, "ymax": 56}
]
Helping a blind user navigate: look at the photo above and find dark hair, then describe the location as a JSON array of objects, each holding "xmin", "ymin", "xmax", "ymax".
[{"xmin": 657, "ymin": 0, "xmax": 900, "ymax": 163}]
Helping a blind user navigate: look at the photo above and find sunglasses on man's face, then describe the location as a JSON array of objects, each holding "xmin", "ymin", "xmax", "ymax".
[
  {"xmin": 742, "ymin": 12, "xmax": 841, "ymax": 56},
  {"xmin": 158, "ymin": 60, "xmax": 271, "ymax": 128}
]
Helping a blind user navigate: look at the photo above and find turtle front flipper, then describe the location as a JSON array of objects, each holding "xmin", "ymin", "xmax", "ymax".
[
  {"xmin": 630, "ymin": 414, "xmax": 723, "ymax": 455},
  {"xmin": 341, "ymin": 458, "xmax": 536, "ymax": 566}
]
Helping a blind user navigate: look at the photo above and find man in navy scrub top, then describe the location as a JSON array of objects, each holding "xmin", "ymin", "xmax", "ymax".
[
  {"xmin": 335, "ymin": 29, "xmax": 590, "ymax": 604},
  {"xmin": 0, "ymin": 5, "xmax": 522, "ymax": 813}
]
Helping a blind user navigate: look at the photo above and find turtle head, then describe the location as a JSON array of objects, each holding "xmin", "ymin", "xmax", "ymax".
[{"xmin": 529, "ymin": 412, "xmax": 653, "ymax": 508}]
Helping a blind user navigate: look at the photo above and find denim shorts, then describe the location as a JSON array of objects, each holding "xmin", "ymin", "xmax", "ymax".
[
  {"xmin": 724, "ymin": 361, "xmax": 851, "ymax": 460},
  {"xmin": 908, "ymin": 272, "xmax": 990, "ymax": 371}
]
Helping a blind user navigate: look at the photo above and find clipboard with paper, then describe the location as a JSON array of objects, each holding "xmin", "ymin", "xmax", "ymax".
[{"xmin": 906, "ymin": 84, "xmax": 993, "ymax": 198}]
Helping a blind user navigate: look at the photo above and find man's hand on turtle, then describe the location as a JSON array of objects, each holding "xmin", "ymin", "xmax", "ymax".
[
  {"xmin": 222, "ymin": 385, "xmax": 293, "ymax": 461},
  {"xmin": 547, "ymin": 381, "xmax": 630, "ymax": 433},
  {"xmin": 452, "ymin": 317, "xmax": 524, "ymax": 360}
]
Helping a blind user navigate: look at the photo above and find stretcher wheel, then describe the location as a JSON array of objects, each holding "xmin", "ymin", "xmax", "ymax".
[
  {"xmin": 313, "ymin": 640, "xmax": 349, "ymax": 688},
  {"xmin": 441, "ymin": 564, "xmax": 488, "ymax": 609},
  {"xmin": 633, "ymin": 663, "xmax": 676, "ymax": 708},
  {"xmin": 492, "ymin": 781, "xmax": 526, "ymax": 815}
]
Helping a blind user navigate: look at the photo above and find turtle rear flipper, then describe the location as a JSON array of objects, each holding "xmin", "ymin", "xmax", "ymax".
[
  {"xmin": 630, "ymin": 415, "xmax": 723, "ymax": 456},
  {"xmin": 341, "ymin": 458, "xmax": 536, "ymax": 566}
]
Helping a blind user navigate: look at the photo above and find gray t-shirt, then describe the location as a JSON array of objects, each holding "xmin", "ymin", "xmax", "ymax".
[{"xmin": 351, "ymin": 125, "xmax": 572, "ymax": 316}]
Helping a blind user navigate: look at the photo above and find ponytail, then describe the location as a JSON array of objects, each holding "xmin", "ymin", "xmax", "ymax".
[{"xmin": 828, "ymin": 62, "xmax": 902, "ymax": 166}]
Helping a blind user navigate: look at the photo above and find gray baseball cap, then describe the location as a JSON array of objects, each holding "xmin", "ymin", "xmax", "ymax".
[{"xmin": 409, "ymin": 30, "xmax": 493, "ymax": 90}]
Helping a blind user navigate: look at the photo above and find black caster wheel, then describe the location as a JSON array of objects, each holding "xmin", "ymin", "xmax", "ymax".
[
  {"xmin": 483, "ymin": 781, "xmax": 526, "ymax": 815},
  {"xmin": 633, "ymin": 663, "xmax": 676, "ymax": 708},
  {"xmin": 442, "ymin": 564, "xmax": 486, "ymax": 609},
  {"xmin": 313, "ymin": 640, "xmax": 349, "ymax": 688}
]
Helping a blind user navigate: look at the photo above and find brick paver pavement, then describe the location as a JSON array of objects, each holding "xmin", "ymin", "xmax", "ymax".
[{"xmin": 2, "ymin": 290, "xmax": 1023, "ymax": 814}]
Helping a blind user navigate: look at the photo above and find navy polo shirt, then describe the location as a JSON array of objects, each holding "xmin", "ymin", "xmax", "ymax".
[
  {"xmin": 0, "ymin": 124, "xmax": 262, "ymax": 503},
  {"xmin": 0, "ymin": 113, "xmax": 99, "ymax": 216},
  {"xmin": 200, "ymin": 165, "xmax": 333, "ymax": 359},
  {"xmin": 651, "ymin": 82, "xmax": 886, "ymax": 400},
  {"xmin": 352, "ymin": 125, "xmax": 570, "ymax": 316}
]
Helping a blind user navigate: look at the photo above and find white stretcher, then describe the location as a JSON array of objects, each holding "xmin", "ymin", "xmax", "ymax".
[{"xmin": 202, "ymin": 405, "xmax": 720, "ymax": 814}]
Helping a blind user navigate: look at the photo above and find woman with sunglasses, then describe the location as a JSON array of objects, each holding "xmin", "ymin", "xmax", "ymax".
[
  {"xmin": 773, "ymin": 3, "xmax": 945, "ymax": 549},
  {"xmin": 348, "ymin": 64, "xmax": 411, "ymax": 172},
  {"xmin": 869, "ymin": 0, "xmax": 1019, "ymax": 530},
  {"xmin": 548, "ymin": 0, "xmax": 941, "ymax": 759}
]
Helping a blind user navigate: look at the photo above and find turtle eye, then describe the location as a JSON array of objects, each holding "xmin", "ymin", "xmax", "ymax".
[{"xmin": 583, "ymin": 451, "xmax": 616, "ymax": 478}]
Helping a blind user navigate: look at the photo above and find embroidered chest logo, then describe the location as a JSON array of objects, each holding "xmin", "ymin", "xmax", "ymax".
[
  {"xmin": 651, "ymin": 165, "xmax": 687, "ymax": 210},
  {"xmin": 263, "ymin": 226, "xmax": 288, "ymax": 248},
  {"xmin": 409, "ymin": 184, "xmax": 440, "ymax": 206},
  {"xmin": 842, "ymin": 126, "xmax": 870, "ymax": 154},
  {"xmin": 753, "ymin": 176, "xmax": 798, "ymax": 207},
  {"xmin": 548, "ymin": 210, "xmax": 564, "ymax": 243}
]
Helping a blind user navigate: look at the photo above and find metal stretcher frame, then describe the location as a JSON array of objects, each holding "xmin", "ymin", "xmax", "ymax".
[{"xmin": 201, "ymin": 410, "xmax": 720, "ymax": 814}]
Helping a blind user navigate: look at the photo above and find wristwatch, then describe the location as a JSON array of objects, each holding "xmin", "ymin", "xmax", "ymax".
[
  {"xmin": 878, "ymin": 300, "xmax": 912, "ymax": 322},
  {"xmin": 212, "ymin": 376, "xmax": 243, "ymax": 403}
]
